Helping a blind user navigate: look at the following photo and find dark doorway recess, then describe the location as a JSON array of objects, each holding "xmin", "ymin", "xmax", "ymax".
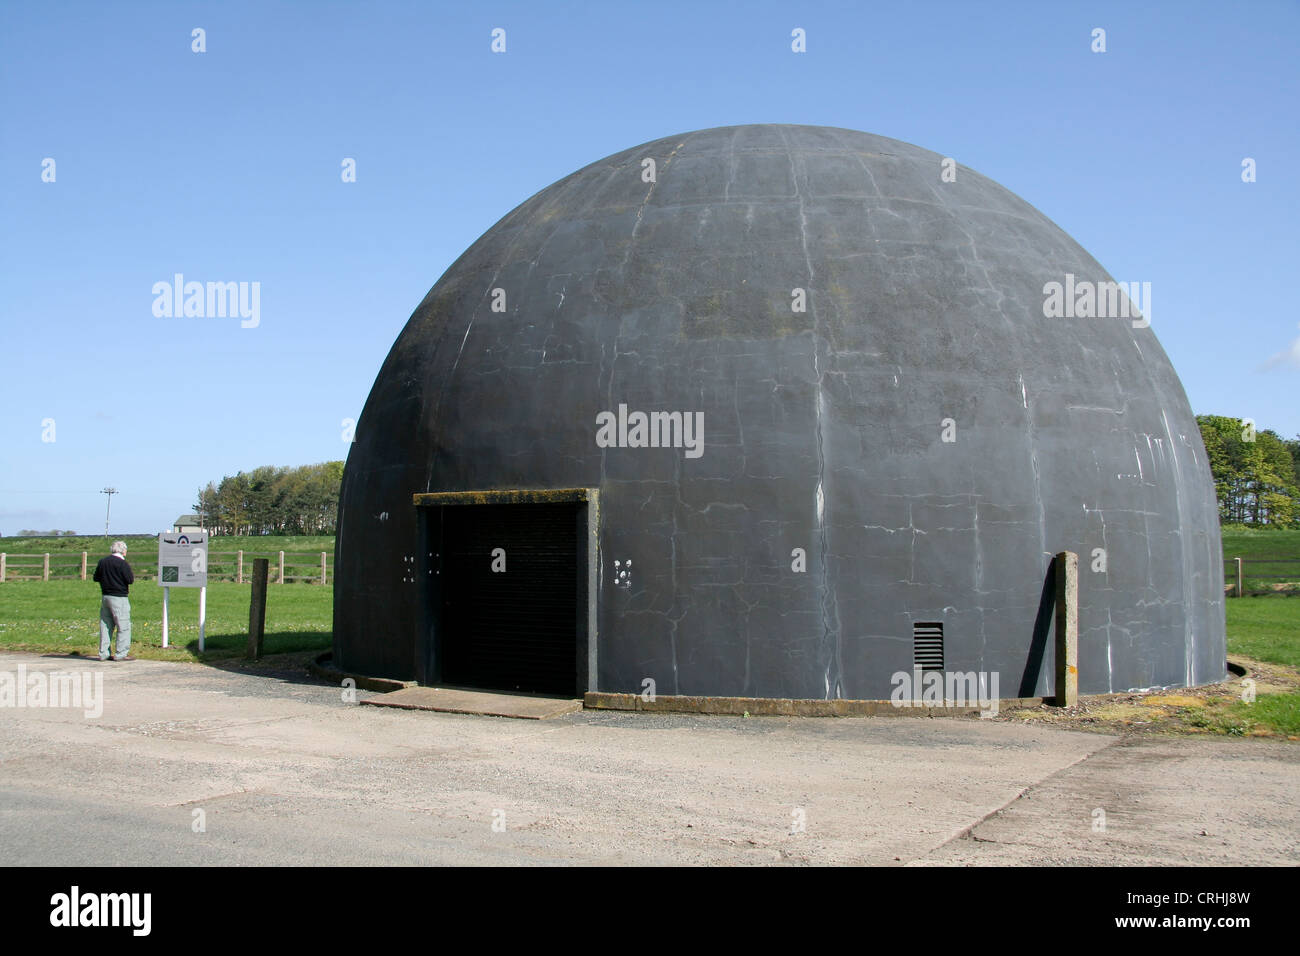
[{"xmin": 414, "ymin": 489, "xmax": 597, "ymax": 697}]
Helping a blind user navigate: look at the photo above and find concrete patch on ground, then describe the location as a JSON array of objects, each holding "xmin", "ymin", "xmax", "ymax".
[{"xmin": 914, "ymin": 737, "xmax": 1300, "ymax": 866}]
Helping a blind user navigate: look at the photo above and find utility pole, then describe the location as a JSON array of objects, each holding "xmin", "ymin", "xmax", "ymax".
[{"xmin": 101, "ymin": 487, "xmax": 117, "ymax": 536}]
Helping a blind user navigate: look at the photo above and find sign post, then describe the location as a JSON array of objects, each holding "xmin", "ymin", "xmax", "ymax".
[{"xmin": 158, "ymin": 532, "xmax": 209, "ymax": 651}]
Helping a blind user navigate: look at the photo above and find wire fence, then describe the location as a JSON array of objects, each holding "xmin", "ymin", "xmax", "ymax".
[
  {"xmin": 1224, "ymin": 556, "xmax": 1300, "ymax": 596},
  {"xmin": 0, "ymin": 550, "xmax": 331, "ymax": 585}
]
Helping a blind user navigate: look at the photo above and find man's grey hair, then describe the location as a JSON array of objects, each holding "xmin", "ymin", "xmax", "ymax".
[{"xmin": 111, "ymin": 540, "xmax": 128, "ymax": 555}]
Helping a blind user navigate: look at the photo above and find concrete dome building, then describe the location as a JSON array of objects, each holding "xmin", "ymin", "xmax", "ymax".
[{"xmin": 334, "ymin": 124, "xmax": 1225, "ymax": 702}]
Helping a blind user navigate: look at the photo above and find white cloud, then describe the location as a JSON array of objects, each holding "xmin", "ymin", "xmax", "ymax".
[{"xmin": 1260, "ymin": 324, "xmax": 1300, "ymax": 370}]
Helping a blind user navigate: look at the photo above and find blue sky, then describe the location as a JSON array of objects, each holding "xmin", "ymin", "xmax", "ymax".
[{"xmin": 1, "ymin": 0, "xmax": 1296, "ymax": 534}]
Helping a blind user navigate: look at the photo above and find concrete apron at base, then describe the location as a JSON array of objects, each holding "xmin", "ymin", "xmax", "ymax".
[
  {"xmin": 584, "ymin": 692, "xmax": 1047, "ymax": 717},
  {"xmin": 362, "ymin": 686, "xmax": 583, "ymax": 720}
]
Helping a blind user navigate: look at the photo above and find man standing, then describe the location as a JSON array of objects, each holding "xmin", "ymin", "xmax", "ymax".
[{"xmin": 93, "ymin": 540, "xmax": 135, "ymax": 661}]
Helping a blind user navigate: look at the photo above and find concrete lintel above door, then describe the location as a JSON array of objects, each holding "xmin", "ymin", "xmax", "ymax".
[{"xmin": 413, "ymin": 488, "xmax": 595, "ymax": 507}]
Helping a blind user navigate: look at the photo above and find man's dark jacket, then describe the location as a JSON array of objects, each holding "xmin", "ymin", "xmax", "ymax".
[{"xmin": 93, "ymin": 555, "xmax": 134, "ymax": 596}]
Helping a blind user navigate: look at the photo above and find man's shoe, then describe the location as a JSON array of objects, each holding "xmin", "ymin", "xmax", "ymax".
[
  {"xmin": 113, "ymin": 656, "xmax": 135, "ymax": 662},
  {"xmin": 98, "ymin": 656, "xmax": 110, "ymax": 661}
]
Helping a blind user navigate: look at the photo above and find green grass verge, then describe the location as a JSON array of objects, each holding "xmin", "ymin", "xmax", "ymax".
[
  {"xmin": 1186, "ymin": 692, "xmax": 1300, "ymax": 737},
  {"xmin": 0, "ymin": 579, "xmax": 331, "ymax": 662}
]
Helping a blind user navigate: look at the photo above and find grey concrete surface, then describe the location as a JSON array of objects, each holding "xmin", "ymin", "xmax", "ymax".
[{"xmin": 1, "ymin": 652, "xmax": 1295, "ymax": 866}]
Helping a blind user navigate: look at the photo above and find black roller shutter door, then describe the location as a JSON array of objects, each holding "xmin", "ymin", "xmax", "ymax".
[{"xmin": 440, "ymin": 503, "xmax": 578, "ymax": 695}]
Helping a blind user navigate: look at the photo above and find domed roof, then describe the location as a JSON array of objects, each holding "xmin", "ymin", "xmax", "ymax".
[{"xmin": 335, "ymin": 124, "xmax": 1224, "ymax": 700}]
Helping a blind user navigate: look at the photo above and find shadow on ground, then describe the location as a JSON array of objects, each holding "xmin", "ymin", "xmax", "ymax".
[{"xmin": 54, "ymin": 632, "xmax": 335, "ymax": 690}]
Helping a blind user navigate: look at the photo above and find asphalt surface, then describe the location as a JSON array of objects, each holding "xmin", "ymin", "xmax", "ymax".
[{"xmin": 1, "ymin": 651, "xmax": 1296, "ymax": 866}]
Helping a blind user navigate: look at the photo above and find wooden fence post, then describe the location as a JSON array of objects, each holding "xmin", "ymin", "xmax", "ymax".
[
  {"xmin": 1054, "ymin": 550, "xmax": 1078, "ymax": 708},
  {"xmin": 278, "ymin": 550, "xmax": 285, "ymax": 584},
  {"xmin": 321, "ymin": 551, "xmax": 327, "ymax": 585},
  {"xmin": 248, "ymin": 558, "xmax": 269, "ymax": 659},
  {"xmin": 43, "ymin": 553, "xmax": 50, "ymax": 582},
  {"xmin": 1, "ymin": 554, "xmax": 6, "ymax": 583},
  {"xmin": 237, "ymin": 550, "xmax": 244, "ymax": 585},
  {"xmin": 1234, "ymin": 557, "xmax": 1243, "ymax": 598},
  {"xmin": 81, "ymin": 552, "xmax": 88, "ymax": 580}
]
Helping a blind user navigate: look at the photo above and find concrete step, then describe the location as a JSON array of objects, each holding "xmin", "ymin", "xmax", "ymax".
[{"xmin": 360, "ymin": 686, "xmax": 582, "ymax": 720}]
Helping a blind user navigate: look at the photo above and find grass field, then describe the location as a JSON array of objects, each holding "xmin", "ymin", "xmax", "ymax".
[
  {"xmin": 1220, "ymin": 525, "xmax": 1300, "ymax": 558},
  {"xmin": 0, "ymin": 579, "xmax": 331, "ymax": 661},
  {"xmin": 0, "ymin": 535, "xmax": 354, "ymax": 661},
  {"xmin": 1220, "ymin": 524, "xmax": 1300, "ymax": 593},
  {"xmin": 1225, "ymin": 596, "xmax": 1300, "ymax": 668}
]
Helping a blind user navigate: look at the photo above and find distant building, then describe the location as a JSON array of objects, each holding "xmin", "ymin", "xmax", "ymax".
[{"xmin": 173, "ymin": 514, "xmax": 205, "ymax": 534}]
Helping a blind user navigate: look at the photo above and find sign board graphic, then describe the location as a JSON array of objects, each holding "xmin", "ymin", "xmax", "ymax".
[{"xmin": 158, "ymin": 532, "xmax": 208, "ymax": 588}]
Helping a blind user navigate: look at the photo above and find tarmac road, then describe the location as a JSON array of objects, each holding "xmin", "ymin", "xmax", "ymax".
[{"xmin": 1, "ymin": 651, "xmax": 1296, "ymax": 866}]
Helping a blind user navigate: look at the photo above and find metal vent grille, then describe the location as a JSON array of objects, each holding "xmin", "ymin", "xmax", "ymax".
[{"xmin": 913, "ymin": 622, "xmax": 945, "ymax": 671}]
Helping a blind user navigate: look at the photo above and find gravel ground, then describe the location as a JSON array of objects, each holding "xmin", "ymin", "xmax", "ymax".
[{"xmin": 1, "ymin": 650, "xmax": 1297, "ymax": 866}]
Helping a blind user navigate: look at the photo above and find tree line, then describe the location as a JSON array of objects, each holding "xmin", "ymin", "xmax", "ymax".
[
  {"xmin": 1197, "ymin": 416, "xmax": 1299, "ymax": 527},
  {"xmin": 194, "ymin": 462, "xmax": 344, "ymax": 535}
]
